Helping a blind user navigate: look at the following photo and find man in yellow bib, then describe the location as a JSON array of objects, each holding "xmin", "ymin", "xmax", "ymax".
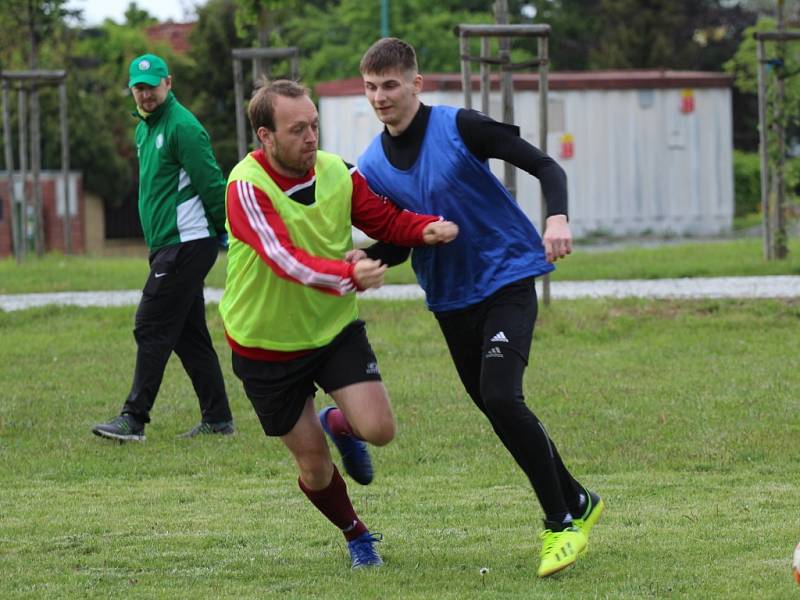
[{"xmin": 219, "ymin": 79, "xmax": 457, "ymax": 569}]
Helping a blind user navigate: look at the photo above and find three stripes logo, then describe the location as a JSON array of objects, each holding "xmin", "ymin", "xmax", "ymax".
[
  {"xmin": 490, "ymin": 331, "xmax": 509, "ymax": 343},
  {"xmin": 485, "ymin": 346, "xmax": 504, "ymax": 359},
  {"xmin": 556, "ymin": 541, "xmax": 575, "ymax": 560}
]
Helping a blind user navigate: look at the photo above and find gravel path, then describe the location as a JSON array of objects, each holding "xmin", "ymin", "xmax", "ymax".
[{"xmin": 2, "ymin": 275, "xmax": 799, "ymax": 312}]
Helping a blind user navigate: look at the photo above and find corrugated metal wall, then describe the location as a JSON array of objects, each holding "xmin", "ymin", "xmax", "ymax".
[{"xmin": 319, "ymin": 83, "xmax": 733, "ymax": 239}]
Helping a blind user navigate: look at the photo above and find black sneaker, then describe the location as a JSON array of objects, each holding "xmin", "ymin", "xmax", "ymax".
[
  {"xmin": 178, "ymin": 420, "xmax": 235, "ymax": 438},
  {"xmin": 91, "ymin": 414, "xmax": 145, "ymax": 442}
]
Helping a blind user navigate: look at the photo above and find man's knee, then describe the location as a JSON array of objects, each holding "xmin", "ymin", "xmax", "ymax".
[
  {"xmin": 480, "ymin": 382, "xmax": 525, "ymax": 423},
  {"xmin": 356, "ymin": 415, "xmax": 396, "ymax": 447},
  {"xmin": 295, "ymin": 450, "xmax": 333, "ymax": 488}
]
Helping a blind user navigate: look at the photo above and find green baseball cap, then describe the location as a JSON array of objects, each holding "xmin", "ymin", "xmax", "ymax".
[{"xmin": 128, "ymin": 54, "xmax": 169, "ymax": 87}]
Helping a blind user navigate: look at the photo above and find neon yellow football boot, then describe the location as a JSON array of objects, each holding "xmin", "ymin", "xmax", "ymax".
[
  {"xmin": 572, "ymin": 490, "xmax": 604, "ymax": 539},
  {"xmin": 537, "ymin": 525, "xmax": 587, "ymax": 577}
]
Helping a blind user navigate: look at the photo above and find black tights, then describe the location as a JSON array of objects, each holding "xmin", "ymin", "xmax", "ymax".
[{"xmin": 435, "ymin": 277, "xmax": 584, "ymax": 521}]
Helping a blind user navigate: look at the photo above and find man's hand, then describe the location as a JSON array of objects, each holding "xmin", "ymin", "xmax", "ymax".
[
  {"xmin": 344, "ymin": 248, "xmax": 368, "ymax": 264},
  {"xmin": 422, "ymin": 220, "xmax": 459, "ymax": 245},
  {"xmin": 542, "ymin": 214, "xmax": 572, "ymax": 263},
  {"xmin": 353, "ymin": 258, "xmax": 387, "ymax": 290}
]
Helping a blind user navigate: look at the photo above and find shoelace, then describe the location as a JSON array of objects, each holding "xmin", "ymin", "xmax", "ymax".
[
  {"xmin": 350, "ymin": 533, "xmax": 383, "ymax": 566},
  {"xmin": 539, "ymin": 529, "xmax": 559, "ymax": 552}
]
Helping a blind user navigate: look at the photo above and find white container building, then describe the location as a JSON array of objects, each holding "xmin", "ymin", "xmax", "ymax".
[{"xmin": 316, "ymin": 70, "xmax": 734, "ymax": 239}]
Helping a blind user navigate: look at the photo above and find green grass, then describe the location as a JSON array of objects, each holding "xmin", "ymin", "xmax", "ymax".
[
  {"xmin": 556, "ymin": 237, "xmax": 800, "ymax": 281},
  {"xmin": 0, "ymin": 253, "xmax": 228, "ymax": 294},
  {"xmin": 3, "ymin": 236, "xmax": 800, "ymax": 293},
  {"xmin": 1, "ymin": 299, "xmax": 799, "ymax": 598}
]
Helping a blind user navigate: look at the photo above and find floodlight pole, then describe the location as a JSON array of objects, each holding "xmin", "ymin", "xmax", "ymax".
[{"xmin": 455, "ymin": 22, "xmax": 552, "ymax": 304}]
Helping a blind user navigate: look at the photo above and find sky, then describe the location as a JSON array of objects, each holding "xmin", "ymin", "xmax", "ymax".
[{"xmin": 65, "ymin": 0, "xmax": 197, "ymax": 26}]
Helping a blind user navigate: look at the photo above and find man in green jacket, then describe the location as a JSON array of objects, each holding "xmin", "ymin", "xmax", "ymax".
[{"xmin": 92, "ymin": 53, "xmax": 234, "ymax": 442}]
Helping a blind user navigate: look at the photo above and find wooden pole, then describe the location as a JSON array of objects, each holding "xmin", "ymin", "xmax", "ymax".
[
  {"xmin": 59, "ymin": 80, "xmax": 71, "ymax": 254},
  {"xmin": 459, "ymin": 32, "xmax": 472, "ymax": 110},
  {"xmin": 29, "ymin": 84, "xmax": 44, "ymax": 257},
  {"xmin": 251, "ymin": 57, "xmax": 261, "ymax": 150},
  {"xmin": 774, "ymin": 0, "xmax": 787, "ymax": 259},
  {"xmin": 538, "ymin": 35, "xmax": 551, "ymax": 306},
  {"xmin": 18, "ymin": 87, "xmax": 27, "ymax": 258},
  {"xmin": 495, "ymin": 0, "xmax": 516, "ymax": 200},
  {"xmin": 454, "ymin": 17, "xmax": 552, "ymax": 304},
  {"xmin": 233, "ymin": 57, "xmax": 247, "ymax": 158},
  {"xmin": 756, "ymin": 38, "xmax": 772, "ymax": 260},
  {"xmin": 480, "ymin": 36, "xmax": 490, "ymax": 115},
  {"xmin": 2, "ymin": 81, "xmax": 21, "ymax": 263}
]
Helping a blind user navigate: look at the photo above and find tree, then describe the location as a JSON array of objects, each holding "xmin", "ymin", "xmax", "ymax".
[
  {"xmin": 123, "ymin": 2, "xmax": 158, "ymax": 28},
  {"xmin": 724, "ymin": 17, "xmax": 800, "ymax": 197}
]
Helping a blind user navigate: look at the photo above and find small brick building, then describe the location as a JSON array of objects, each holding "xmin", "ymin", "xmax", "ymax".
[{"xmin": 0, "ymin": 171, "xmax": 84, "ymax": 256}]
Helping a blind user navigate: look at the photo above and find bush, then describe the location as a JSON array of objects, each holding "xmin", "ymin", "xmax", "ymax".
[{"xmin": 733, "ymin": 150, "xmax": 762, "ymax": 217}]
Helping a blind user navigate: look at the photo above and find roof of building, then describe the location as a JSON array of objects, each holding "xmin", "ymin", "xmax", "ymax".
[{"xmin": 316, "ymin": 70, "xmax": 733, "ymax": 97}]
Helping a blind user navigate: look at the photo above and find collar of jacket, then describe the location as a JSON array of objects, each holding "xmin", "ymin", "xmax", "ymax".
[{"xmin": 131, "ymin": 91, "xmax": 175, "ymax": 125}]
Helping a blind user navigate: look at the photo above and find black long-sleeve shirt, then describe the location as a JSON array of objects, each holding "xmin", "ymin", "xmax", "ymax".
[{"xmin": 363, "ymin": 103, "xmax": 568, "ymax": 266}]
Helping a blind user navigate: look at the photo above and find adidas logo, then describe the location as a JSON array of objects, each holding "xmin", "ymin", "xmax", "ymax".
[
  {"xmin": 365, "ymin": 361, "xmax": 380, "ymax": 375},
  {"xmin": 485, "ymin": 346, "xmax": 504, "ymax": 359},
  {"xmin": 490, "ymin": 331, "xmax": 509, "ymax": 343}
]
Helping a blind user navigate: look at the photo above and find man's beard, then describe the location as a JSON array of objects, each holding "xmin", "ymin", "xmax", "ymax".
[{"xmin": 271, "ymin": 140, "xmax": 315, "ymax": 177}]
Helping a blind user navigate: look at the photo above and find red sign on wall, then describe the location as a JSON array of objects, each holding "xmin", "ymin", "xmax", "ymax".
[
  {"xmin": 680, "ymin": 89, "xmax": 695, "ymax": 114},
  {"xmin": 559, "ymin": 133, "xmax": 575, "ymax": 159}
]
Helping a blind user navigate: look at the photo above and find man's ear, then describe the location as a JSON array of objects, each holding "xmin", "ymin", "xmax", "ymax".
[
  {"xmin": 412, "ymin": 73, "xmax": 423, "ymax": 95},
  {"xmin": 257, "ymin": 126, "xmax": 272, "ymax": 148}
]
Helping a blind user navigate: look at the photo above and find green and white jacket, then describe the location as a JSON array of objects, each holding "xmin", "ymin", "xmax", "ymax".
[{"xmin": 133, "ymin": 92, "xmax": 226, "ymax": 250}]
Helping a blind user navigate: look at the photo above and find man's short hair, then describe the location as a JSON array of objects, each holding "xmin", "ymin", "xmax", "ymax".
[
  {"xmin": 359, "ymin": 37, "xmax": 418, "ymax": 75},
  {"xmin": 248, "ymin": 79, "xmax": 309, "ymax": 132}
]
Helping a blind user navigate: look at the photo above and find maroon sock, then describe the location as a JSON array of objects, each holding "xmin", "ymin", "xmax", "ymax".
[
  {"xmin": 298, "ymin": 466, "xmax": 368, "ymax": 541},
  {"xmin": 324, "ymin": 407, "xmax": 355, "ymax": 438}
]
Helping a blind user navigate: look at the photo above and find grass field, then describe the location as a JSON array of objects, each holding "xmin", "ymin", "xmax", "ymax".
[
  {"xmin": 2, "ymin": 236, "xmax": 800, "ymax": 293},
  {"xmin": 2, "ymin": 294, "xmax": 799, "ymax": 598}
]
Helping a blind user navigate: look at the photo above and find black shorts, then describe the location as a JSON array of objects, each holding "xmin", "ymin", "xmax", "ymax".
[{"xmin": 231, "ymin": 320, "xmax": 382, "ymax": 437}]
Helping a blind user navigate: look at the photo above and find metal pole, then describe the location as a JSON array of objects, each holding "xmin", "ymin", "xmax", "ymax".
[
  {"xmin": 2, "ymin": 80, "xmax": 21, "ymax": 263},
  {"xmin": 59, "ymin": 80, "xmax": 71, "ymax": 254},
  {"xmin": 538, "ymin": 35, "xmax": 551, "ymax": 306},
  {"xmin": 756, "ymin": 38, "xmax": 772, "ymax": 260},
  {"xmin": 233, "ymin": 57, "xmax": 247, "ymax": 158}
]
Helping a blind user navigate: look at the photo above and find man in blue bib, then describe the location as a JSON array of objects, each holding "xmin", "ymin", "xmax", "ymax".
[{"xmin": 356, "ymin": 37, "xmax": 603, "ymax": 578}]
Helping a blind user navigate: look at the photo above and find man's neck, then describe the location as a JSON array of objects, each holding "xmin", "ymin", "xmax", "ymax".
[{"xmin": 387, "ymin": 99, "xmax": 422, "ymax": 137}]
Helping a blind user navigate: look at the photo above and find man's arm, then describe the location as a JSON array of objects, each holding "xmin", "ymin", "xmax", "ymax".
[
  {"xmin": 174, "ymin": 121, "xmax": 227, "ymax": 234},
  {"xmin": 456, "ymin": 109, "xmax": 568, "ymax": 218},
  {"xmin": 349, "ymin": 167, "xmax": 456, "ymax": 250},
  {"xmin": 363, "ymin": 242, "xmax": 411, "ymax": 267},
  {"xmin": 457, "ymin": 110, "xmax": 571, "ymax": 262}
]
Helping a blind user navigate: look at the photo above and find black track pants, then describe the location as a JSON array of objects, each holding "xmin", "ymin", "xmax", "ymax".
[
  {"xmin": 434, "ymin": 277, "xmax": 584, "ymax": 519},
  {"xmin": 122, "ymin": 237, "xmax": 231, "ymax": 424}
]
